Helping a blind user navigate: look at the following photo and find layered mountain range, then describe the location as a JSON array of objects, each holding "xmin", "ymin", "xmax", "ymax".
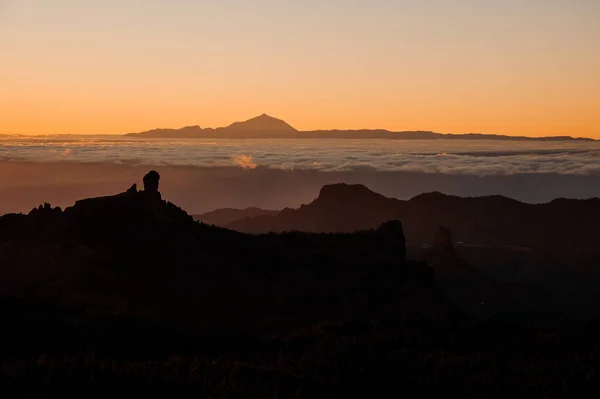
[
  {"xmin": 193, "ymin": 184, "xmax": 600, "ymax": 318},
  {"xmin": 0, "ymin": 173, "xmax": 457, "ymax": 334},
  {"xmin": 2, "ymin": 172, "xmax": 585, "ymax": 326},
  {"xmin": 195, "ymin": 183, "xmax": 600, "ymax": 249}
]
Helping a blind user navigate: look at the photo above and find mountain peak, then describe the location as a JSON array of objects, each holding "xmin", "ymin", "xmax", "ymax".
[
  {"xmin": 317, "ymin": 183, "xmax": 388, "ymax": 203},
  {"xmin": 251, "ymin": 113, "xmax": 279, "ymax": 122},
  {"xmin": 224, "ymin": 114, "xmax": 297, "ymax": 132}
]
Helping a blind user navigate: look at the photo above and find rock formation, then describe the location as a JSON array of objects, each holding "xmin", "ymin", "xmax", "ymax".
[
  {"xmin": 142, "ymin": 170, "xmax": 160, "ymax": 198},
  {"xmin": 433, "ymin": 226, "xmax": 456, "ymax": 255},
  {"xmin": 423, "ymin": 226, "xmax": 476, "ymax": 276},
  {"xmin": 376, "ymin": 220, "xmax": 407, "ymax": 262},
  {"xmin": 28, "ymin": 202, "xmax": 62, "ymax": 216}
]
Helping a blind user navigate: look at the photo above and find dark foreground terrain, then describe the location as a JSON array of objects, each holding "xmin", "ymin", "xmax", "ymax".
[
  {"xmin": 2, "ymin": 172, "xmax": 600, "ymax": 397},
  {"xmin": 3, "ymin": 294, "xmax": 600, "ymax": 398}
]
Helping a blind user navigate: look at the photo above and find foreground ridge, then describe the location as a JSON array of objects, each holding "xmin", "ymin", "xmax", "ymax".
[{"xmin": 3, "ymin": 171, "xmax": 600, "ymax": 396}]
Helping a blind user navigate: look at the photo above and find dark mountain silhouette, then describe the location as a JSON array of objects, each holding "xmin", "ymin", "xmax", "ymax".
[
  {"xmin": 6, "ymin": 172, "xmax": 600, "ymax": 396},
  {"xmin": 223, "ymin": 184, "xmax": 600, "ymax": 249},
  {"xmin": 127, "ymin": 124, "xmax": 208, "ymax": 138},
  {"xmin": 193, "ymin": 207, "xmax": 278, "ymax": 226},
  {"xmin": 216, "ymin": 184, "xmax": 600, "ymax": 319},
  {"xmin": 0, "ymin": 172, "xmax": 462, "ymax": 335},
  {"xmin": 125, "ymin": 114, "xmax": 596, "ymax": 141},
  {"xmin": 0, "ymin": 170, "xmax": 579, "ymax": 324},
  {"xmin": 223, "ymin": 113, "xmax": 296, "ymax": 132},
  {"xmin": 2, "ymin": 170, "xmax": 577, "ymax": 325},
  {"xmin": 223, "ymin": 184, "xmax": 398, "ymax": 234}
]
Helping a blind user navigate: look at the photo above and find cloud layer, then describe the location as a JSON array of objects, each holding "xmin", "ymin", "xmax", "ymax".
[{"xmin": 2, "ymin": 135, "xmax": 600, "ymax": 176}]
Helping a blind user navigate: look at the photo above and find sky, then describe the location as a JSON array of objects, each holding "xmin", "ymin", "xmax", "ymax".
[{"xmin": 1, "ymin": 0, "xmax": 599, "ymax": 137}]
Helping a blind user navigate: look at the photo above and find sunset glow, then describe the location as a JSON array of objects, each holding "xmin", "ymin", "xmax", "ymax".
[{"xmin": 1, "ymin": 0, "xmax": 599, "ymax": 137}]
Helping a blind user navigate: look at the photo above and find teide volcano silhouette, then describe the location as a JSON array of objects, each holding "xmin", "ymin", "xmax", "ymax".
[
  {"xmin": 126, "ymin": 114, "xmax": 595, "ymax": 141},
  {"xmin": 0, "ymin": 171, "xmax": 457, "ymax": 334},
  {"xmin": 126, "ymin": 114, "xmax": 298, "ymax": 139},
  {"xmin": 223, "ymin": 113, "xmax": 296, "ymax": 132}
]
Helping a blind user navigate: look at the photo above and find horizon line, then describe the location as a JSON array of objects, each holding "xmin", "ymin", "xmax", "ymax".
[{"xmin": 1, "ymin": 113, "xmax": 597, "ymax": 140}]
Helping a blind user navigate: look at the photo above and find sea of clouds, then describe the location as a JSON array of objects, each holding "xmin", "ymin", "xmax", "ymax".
[{"xmin": 2, "ymin": 135, "xmax": 600, "ymax": 176}]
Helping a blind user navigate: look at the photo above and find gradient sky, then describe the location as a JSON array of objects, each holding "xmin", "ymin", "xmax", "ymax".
[{"xmin": 1, "ymin": 0, "xmax": 599, "ymax": 137}]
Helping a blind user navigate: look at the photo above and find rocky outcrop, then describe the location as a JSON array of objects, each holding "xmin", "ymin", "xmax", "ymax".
[
  {"xmin": 423, "ymin": 227, "xmax": 479, "ymax": 277},
  {"xmin": 28, "ymin": 203, "xmax": 63, "ymax": 219},
  {"xmin": 432, "ymin": 226, "xmax": 457, "ymax": 258},
  {"xmin": 143, "ymin": 170, "xmax": 160, "ymax": 193},
  {"xmin": 71, "ymin": 171, "xmax": 190, "ymax": 226},
  {"xmin": 419, "ymin": 227, "xmax": 493, "ymax": 316},
  {"xmin": 375, "ymin": 220, "xmax": 407, "ymax": 263}
]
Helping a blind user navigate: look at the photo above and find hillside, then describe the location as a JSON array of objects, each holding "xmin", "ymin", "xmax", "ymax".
[
  {"xmin": 217, "ymin": 185, "xmax": 600, "ymax": 319},
  {"xmin": 224, "ymin": 184, "xmax": 600, "ymax": 249},
  {"xmin": 0, "ymin": 172, "xmax": 456, "ymax": 335},
  {"xmin": 4, "ymin": 171, "xmax": 600, "ymax": 396},
  {"xmin": 193, "ymin": 207, "xmax": 278, "ymax": 226}
]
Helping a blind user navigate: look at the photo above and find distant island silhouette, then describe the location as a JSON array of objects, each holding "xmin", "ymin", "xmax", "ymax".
[{"xmin": 126, "ymin": 114, "xmax": 595, "ymax": 141}]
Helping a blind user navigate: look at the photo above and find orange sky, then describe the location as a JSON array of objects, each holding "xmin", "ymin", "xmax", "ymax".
[{"xmin": 1, "ymin": 1, "xmax": 599, "ymax": 137}]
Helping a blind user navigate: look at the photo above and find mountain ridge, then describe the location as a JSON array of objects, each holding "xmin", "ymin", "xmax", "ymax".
[
  {"xmin": 0, "ymin": 173, "xmax": 462, "ymax": 333},
  {"xmin": 125, "ymin": 114, "xmax": 596, "ymax": 141},
  {"xmin": 202, "ymin": 183, "xmax": 600, "ymax": 249},
  {"xmin": 2, "ymin": 180, "xmax": 600, "ymax": 398}
]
